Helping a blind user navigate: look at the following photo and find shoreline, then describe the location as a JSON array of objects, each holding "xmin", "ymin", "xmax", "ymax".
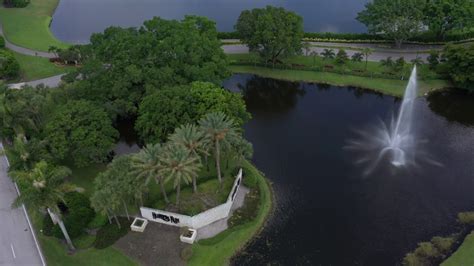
[{"xmin": 229, "ymin": 65, "xmax": 450, "ymax": 98}]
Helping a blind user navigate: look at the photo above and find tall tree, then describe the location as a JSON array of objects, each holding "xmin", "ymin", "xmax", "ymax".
[
  {"xmin": 45, "ymin": 100, "xmax": 118, "ymax": 167},
  {"xmin": 11, "ymin": 161, "xmax": 76, "ymax": 250},
  {"xmin": 236, "ymin": 6, "xmax": 304, "ymax": 66},
  {"xmin": 231, "ymin": 137, "xmax": 254, "ymax": 168},
  {"xmin": 439, "ymin": 44, "xmax": 474, "ymax": 91},
  {"xmin": 159, "ymin": 143, "xmax": 201, "ymax": 206},
  {"xmin": 199, "ymin": 112, "xmax": 238, "ymax": 184},
  {"xmin": 136, "ymin": 82, "xmax": 249, "ymax": 143},
  {"xmin": 357, "ymin": 0, "xmax": 426, "ymax": 48},
  {"xmin": 131, "ymin": 143, "xmax": 169, "ymax": 203},
  {"xmin": 424, "ymin": 0, "xmax": 474, "ymax": 39},
  {"xmin": 169, "ymin": 124, "xmax": 209, "ymax": 192}
]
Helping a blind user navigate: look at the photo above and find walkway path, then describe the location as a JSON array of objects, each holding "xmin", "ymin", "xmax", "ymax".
[
  {"xmin": 7, "ymin": 74, "xmax": 65, "ymax": 89},
  {"xmin": 0, "ymin": 22, "xmax": 55, "ymax": 58},
  {"xmin": 0, "ymin": 143, "xmax": 45, "ymax": 266}
]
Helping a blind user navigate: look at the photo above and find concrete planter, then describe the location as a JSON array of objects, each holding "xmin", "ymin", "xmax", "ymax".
[
  {"xmin": 131, "ymin": 218, "xmax": 148, "ymax": 232},
  {"xmin": 180, "ymin": 228, "xmax": 197, "ymax": 244}
]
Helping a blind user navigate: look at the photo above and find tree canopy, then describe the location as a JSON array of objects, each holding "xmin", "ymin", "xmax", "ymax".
[
  {"xmin": 45, "ymin": 100, "xmax": 119, "ymax": 167},
  {"xmin": 424, "ymin": 0, "xmax": 474, "ymax": 39},
  {"xmin": 67, "ymin": 16, "xmax": 229, "ymax": 118},
  {"xmin": 0, "ymin": 49, "xmax": 20, "ymax": 80},
  {"xmin": 136, "ymin": 81, "xmax": 250, "ymax": 143},
  {"xmin": 439, "ymin": 44, "xmax": 474, "ymax": 91},
  {"xmin": 357, "ymin": 0, "xmax": 426, "ymax": 47},
  {"xmin": 235, "ymin": 6, "xmax": 304, "ymax": 65}
]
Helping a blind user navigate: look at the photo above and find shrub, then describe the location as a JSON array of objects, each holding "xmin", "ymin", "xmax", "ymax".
[
  {"xmin": 94, "ymin": 217, "xmax": 131, "ymax": 249},
  {"xmin": 427, "ymin": 51, "xmax": 440, "ymax": 70},
  {"xmin": 3, "ymin": 0, "xmax": 30, "ymax": 8},
  {"xmin": 228, "ymin": 188, "xmax": 260, "ymax": 227},
  {"xmin": 414, "ymin": 242, "xmax": 440, "ymax": 258},
  {"xmin": 439, "ymin": 44, "xmax": 474, "ymax": 91},
  {"xmin": 402, "ymin": 252, "xmax": 427, "ymax": 266},
  {"xmin": 0, "ymin": 36, "xmax": 4, "ymax": 49},
  {"xmin": 380, "ymin": 57, "xmax": 394, "ymax": 67},
  {"xmin": 42, "ymin": 214, "xmax": 55, "ymax": 236},
  {"xmin": 321, "ymin": 49, "xmax": 335, "ymax": 60},
  {"xmin": 335, "ymin": 49, "xmax": 348, "ymax": 64},
  {"xmin": 394, "ymin": 57, "xmax": 406, "ymax": 72},
  {"xmin": 180, "ymin": 246, "xmax": 193, "ymax": 261},
  {"xmin": 52, "ymin": 192, "xmax": 95, "ymax": 239},
  {"xmin": 431, "ymin": 236, "xmax": 455, "ymax": 254},
  {"xmin": 351, "ymin": 52, "xmax": 364, "ymax": 62},
  {"xmin": 0, "ymin": 49, "xmax": 20, "ymax": 80},
  {"xmin": 242, "ymin": 167, "xmax": 258, "ymax": 189},
  {"xmin": 88, "ymin": 214, "xmax": 108, "ymax": 229},
  {"xmin": 458, "ymin": 211, "xmax": 474, "ymax": 225}
]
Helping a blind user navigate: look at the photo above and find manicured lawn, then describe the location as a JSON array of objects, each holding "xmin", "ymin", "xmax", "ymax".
[
  {"xmin": 229, "ymin": 65, "xmax": 449, "ymax": 97},
  {"xmin": 442, "ymin": 231, "xmax": 474, "ymax": 266},
  {"xmin": 27, "ymin": 204, "xmax": 137, "ymax": 266},
  {"xmin": 189, "ymin": 160, "xmax": 273, "ymax": 265},
  {"xmin": 0, "ymin": 0, "xmax": 69, "ymax": 51},
  {"xmin": 65, "ymin": 162, "xmax": 107, "ymax": 197},
  {"xmin": 13, "ymin": 52, "xmax": 71, "ymax": 81}
]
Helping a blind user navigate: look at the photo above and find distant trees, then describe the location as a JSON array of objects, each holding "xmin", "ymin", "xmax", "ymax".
[
  {"xmin": 236, "ymin": 6, "xmax": 304, "ymax": 66},
  {"xmin": 45, "ymin": 100, "xmax": 118, "ymax": 167},
  {"xmin": 0, "ymin": 49, "xmax": 20, "ymax": 80},
  {"xmin": 357, "ymin": 0, "xmax": 425, "ymax": 48}
]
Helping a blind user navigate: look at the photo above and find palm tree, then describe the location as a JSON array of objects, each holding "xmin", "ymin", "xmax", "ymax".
[
  {"xmin": 232, "ymin": 137, "xmax": 254, "ymax": 168},
  {"xmin": 3, "ymin": 135, "xmax": 30, "ymax": 171},
  {"xmin": 321, "ymin": 49, "xmax": 335, "ymax": 60},
  {"xmin": 362, "ymin": 48, "xmax": 373, "ymax": 71},
  {"xmin": 159, "ymin": 144, "xmax": 201, "ymax": 206},
  {"xmin": 199, "ymin": 112, "xmax": 238, "ymax": 184},
  {"xmin": 131, "ymin": 143, "xmax": 169, "ymax": 203},
  {"xmin": 351, "ymin": 52, "xmax": 364, "ymax": 62},
  {"xmin": 302, "ymin": 42, "xmax": 312, "ymax": 56},
  {"xmin": 169, "ymin": 124, "xmax": 209, "ymax": 193},
  {"xmin": 11, "ymin": 161, "xmax": 76, "ymax": 250}
]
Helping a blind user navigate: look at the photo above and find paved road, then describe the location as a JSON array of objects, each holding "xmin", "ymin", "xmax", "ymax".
[
  {"xmin": 7, "ymin": 74, "xmax": 65, "ymax": 89},
  {"xmin": 0, "ymin": 22, "xmax": 54, "ymax": 58},
  {"xmin": 222, "ymin": 43, "xmax": 434, "ymax": 62},
  {"xmin": 0, "ymin": 144, "xmax": 45, "ymax": 266}
]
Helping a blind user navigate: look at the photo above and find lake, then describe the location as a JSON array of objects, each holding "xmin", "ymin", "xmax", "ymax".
[
  {"xmin": 50, "ymin": 0, "xmax": 369, "ymax": 43},
  {"xmin": 222, "ymin": 75, "xmax": 474, "ymax": 265}
]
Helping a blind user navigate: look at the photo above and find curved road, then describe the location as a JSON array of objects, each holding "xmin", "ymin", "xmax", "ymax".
[{"xmin": 0, "ymin": 22, "xmax": 54, "ymax": 58}]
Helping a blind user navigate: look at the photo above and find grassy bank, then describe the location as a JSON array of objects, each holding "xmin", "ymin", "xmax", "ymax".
[
  {"xmin": 442, "ymin": 231, "xmax": 474, "ymax": 266},
  {"xmin": 13, "ymin": 52, "xmax": 70, "ymax": 81},
  {"xmin": 0, "ymin": 0, "xmax": 69, "ymax": 51},
  {"xmin": 189, "ymin": 160, "xmax": 273, "ymax": 265},
  {"xmin": 229, "ymin": 65, "xmax": 449, "ymax": 97}
]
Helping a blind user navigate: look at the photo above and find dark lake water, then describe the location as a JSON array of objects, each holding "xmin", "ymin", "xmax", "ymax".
[
  {"xmin": 222, "ymin": 74, "xmax": 474, "ymax": 265},
  {"xmin": 50, "ymin": 0, "xmax": 369, "ymax": 43}
]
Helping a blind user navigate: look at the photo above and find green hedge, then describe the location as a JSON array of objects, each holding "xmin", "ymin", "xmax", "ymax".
[
  {"xmin": 3, "ymin": 0, "xmax": 30, "ymax": 8},
  {"xmin": 218, "ymin": 31, "xmax": 474, "ymax": 44},
  {"xmin": 0, "ymin": 36, "xmax": 5, "ymax": 48}
]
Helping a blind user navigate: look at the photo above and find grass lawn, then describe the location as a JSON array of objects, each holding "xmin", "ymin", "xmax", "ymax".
[
  {"xmin": 228, "ymin": 53, "xmax": 450, "ymax": 97},
  {"xmin": 189, "ymin": 160, "xmax": 273, "ymax": 265},
  {"xmin": 442, "ymin": 231, "xmax": 474, "ymax": 266},
  {"xmin": 12, "ymin": 51, "xmax": 71, "ymax": 81},
  {"xmin": 25, "ymin": 197, "xmax": 137, "ymax": 266},
  {"xmin": 229, "ymin": 65, "xmax": 449, "ymax": 97},
  {"xmin": 0, "ymin": 0, "xmax": 69, "ymax": 51}
]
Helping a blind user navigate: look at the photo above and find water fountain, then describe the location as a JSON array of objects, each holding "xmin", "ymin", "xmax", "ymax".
[
  {"xmin": 381, "ymin": 66, "xmax": 418, "ymax": 166},
  {"xmin": 345, "ymin": 66, "xmax": 425, "ymax": 175}
]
